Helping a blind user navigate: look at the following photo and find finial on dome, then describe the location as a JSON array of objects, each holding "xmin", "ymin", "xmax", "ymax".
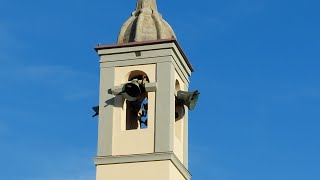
[{"xmin": 117, "ymin": 0, "xmax": 176, "ymax": 44}]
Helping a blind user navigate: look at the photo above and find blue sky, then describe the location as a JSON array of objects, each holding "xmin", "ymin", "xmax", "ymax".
[{"xmin": 0, "ymin": 0, "xmax": 319, "ymax": 179}]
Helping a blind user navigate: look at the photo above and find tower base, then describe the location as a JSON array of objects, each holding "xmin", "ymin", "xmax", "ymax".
[{"xmin": 94, "ymin": 152, "xmax": 191, "ymax": 180}]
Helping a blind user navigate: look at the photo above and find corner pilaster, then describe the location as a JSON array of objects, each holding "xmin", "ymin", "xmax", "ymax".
[
  {"xmin": 155, "ymin": 62, "xmax": 176, "ymax": 152},
  {"xmin": 97, "ymin": 67, "xmax": 115, "ymax": 156}
]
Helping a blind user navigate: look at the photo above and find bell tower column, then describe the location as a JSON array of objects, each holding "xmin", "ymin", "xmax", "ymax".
[{"xmin": 92, "ymin": 1, "xmax": 199, "ymax": 180}]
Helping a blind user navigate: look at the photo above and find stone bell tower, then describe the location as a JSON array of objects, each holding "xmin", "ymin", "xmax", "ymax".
[{"xmin": 93, "ymin": 1, "xmax": 197, "ymax": 179}]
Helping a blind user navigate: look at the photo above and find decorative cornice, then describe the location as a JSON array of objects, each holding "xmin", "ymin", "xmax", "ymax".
[{"xmin": 95, "ymin": 38, "xmax": 194, "ymax": 72}]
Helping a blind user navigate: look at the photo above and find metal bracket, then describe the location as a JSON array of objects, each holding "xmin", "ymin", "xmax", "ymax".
[
  {"xmin": 108, "ymin": 82, "xmax": 157, "ymax": 95},
  {"xmin": 145, "ymin": 82, "xmax": 157, "ymax": 92}
]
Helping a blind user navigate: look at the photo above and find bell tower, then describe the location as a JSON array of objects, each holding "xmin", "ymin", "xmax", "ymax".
[{"xmin": 93, "ymin": 1, "xmax": 199, "ymax": 180}]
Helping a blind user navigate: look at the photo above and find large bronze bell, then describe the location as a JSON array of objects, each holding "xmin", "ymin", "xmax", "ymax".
[{"xmin": 122, "ymin": 79, "xmax": 142, "ymax": 101}]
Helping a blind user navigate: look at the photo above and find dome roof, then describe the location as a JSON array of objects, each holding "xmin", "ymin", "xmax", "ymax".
[{"xmin": 117, "ymin": 0, "xmax": 176, "ymax": 44}]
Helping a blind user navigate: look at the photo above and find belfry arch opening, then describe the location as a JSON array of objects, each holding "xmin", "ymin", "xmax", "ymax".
[
  {"xmin": 175, "ymin": 79, "xmax": 183, "ymax": 140},
  {"xmin": 125, "ymin": 70, "xmax": 150, "ymax": 130}
]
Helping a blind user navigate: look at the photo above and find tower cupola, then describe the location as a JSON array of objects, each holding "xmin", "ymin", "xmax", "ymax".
[{"xmin": 117, "ymin": 0, "xmax": 176, "ymax": 43}]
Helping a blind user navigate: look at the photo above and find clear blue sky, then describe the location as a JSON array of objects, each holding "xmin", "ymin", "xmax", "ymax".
[{"xmin": 1, "ymin": 0, "xmax": 319, "ymax": 179}]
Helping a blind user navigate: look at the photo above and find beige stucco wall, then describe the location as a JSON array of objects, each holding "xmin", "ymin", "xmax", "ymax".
[
  {"xmin": 112, "ymin": 64, "xmax": 156, "ymax": 155},
  {"xmin": 96, "ymin": 160, "xmax": 186, "ymax": 180}
]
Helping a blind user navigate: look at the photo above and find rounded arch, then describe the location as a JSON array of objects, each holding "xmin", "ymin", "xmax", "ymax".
[
  {"xmin": 124, "ymin": 70, "xmax": 150, "ymax": 82},
  {"xmin": 124, "ymin": 70, "xmax": 150, "ymax": 130}
]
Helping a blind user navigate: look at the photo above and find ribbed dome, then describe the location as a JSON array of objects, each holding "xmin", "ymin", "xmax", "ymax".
[{"xmin": 117, "ymin": 0, "xmax": 176, "ymax": 44}]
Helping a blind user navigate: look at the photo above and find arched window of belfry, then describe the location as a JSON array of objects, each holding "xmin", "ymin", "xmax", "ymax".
[
  {"xmin": 126, "ymin": 70, "xmax": 149, "ymax": 130},
  {"xmin": 175, "ymin": 79, "xmax": 183, "ymax": 140}
]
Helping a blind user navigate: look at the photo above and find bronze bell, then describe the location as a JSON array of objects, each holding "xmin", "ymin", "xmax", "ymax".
[
  {"xmin": 92, "ymin": 106, "xmax": 99, "ymax": 117},
  {"xmin": 122, "ymin": 79, "xmax": 142, "ymax": 101},
  {"xmin": 176, "ymin": 90, "xmax": 200, "ymax": 111}
]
